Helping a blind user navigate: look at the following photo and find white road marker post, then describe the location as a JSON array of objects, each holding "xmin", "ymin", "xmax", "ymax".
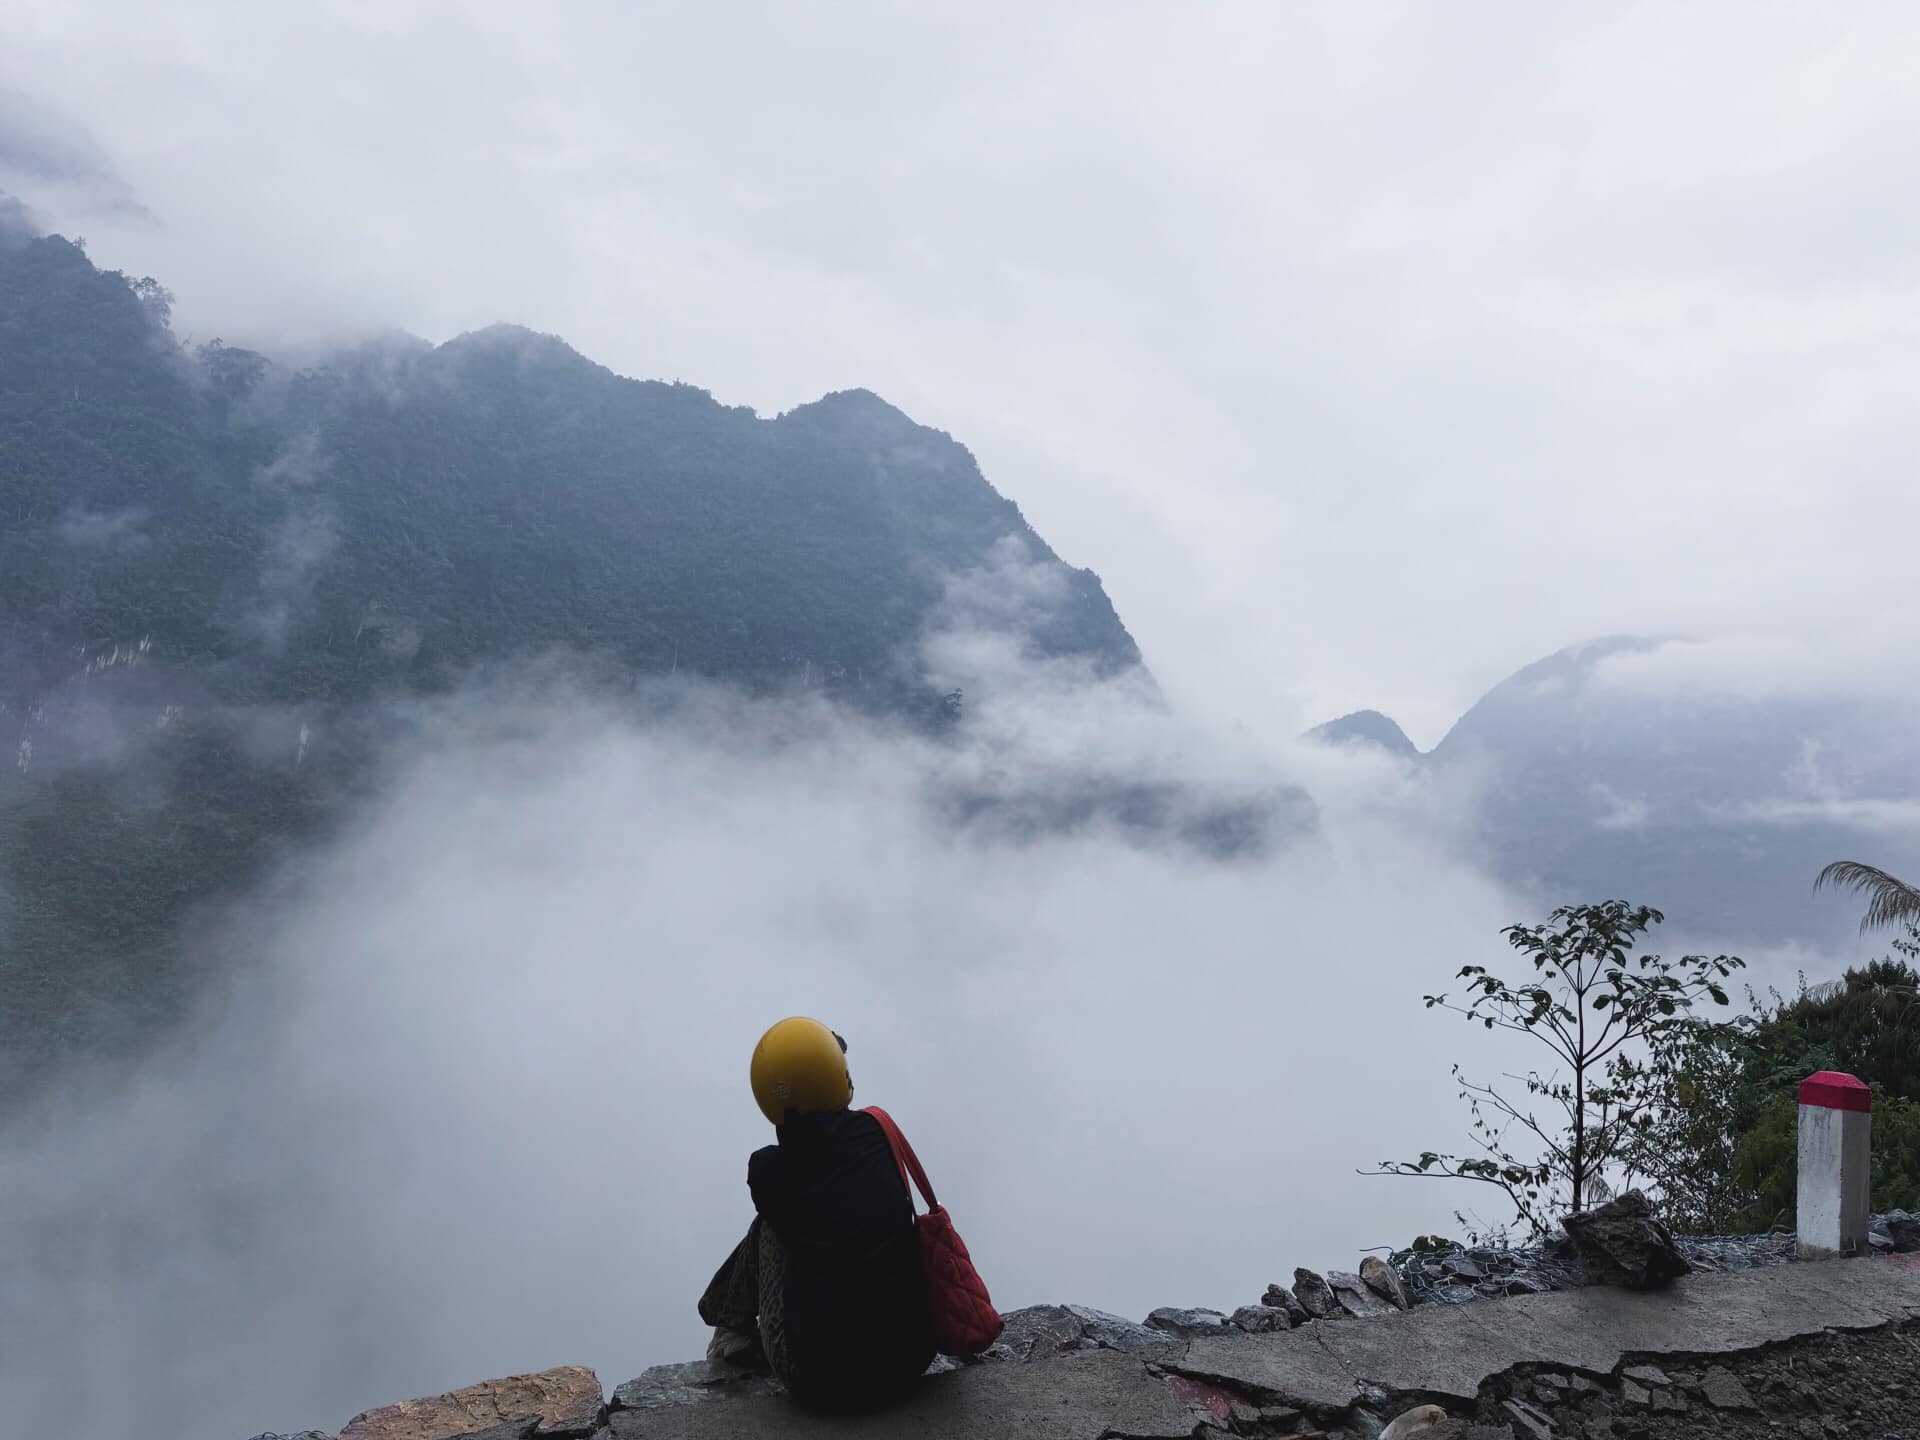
[{"xmin": 1797, "ymin": 1070, "xmax": 1872, "ymax": 1260}]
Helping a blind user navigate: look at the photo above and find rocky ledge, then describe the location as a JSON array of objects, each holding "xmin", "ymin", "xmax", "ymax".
[{"xmin": 254, "ymin": 1253, "xmax": 1920, "ymax": 1440}]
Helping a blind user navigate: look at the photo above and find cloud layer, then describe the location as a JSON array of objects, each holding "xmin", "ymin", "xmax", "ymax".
[{"xmin": 0, "ymin": 664, "xmax": 1527, "ymax": 1439}]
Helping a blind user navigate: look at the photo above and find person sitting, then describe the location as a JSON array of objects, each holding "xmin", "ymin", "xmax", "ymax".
[{"xmin": 698, "ymin": 1017, "xmax": 936, "ymax": 1411}]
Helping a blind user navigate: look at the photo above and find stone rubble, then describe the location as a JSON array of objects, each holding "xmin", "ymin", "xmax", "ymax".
[
  {"xmin": 337, "ymin": 1368, "xmax": 604, "ymax": 1440},
  {"xmin": 1231, "ymin": 1303, "xmax": 1299, "ymax": 1333},
  {"xmin": 994, "ymin": 1301, "xmax": 1172, "ymax": 1360},
  {"xmin": 1699, "ymin": 1365, "xmax": 1757, "ymax": 1411},
  {"xmin": 609, "ymin": 1360, "xmax": 780, "ymax": 1410},
  {"xmin": 1360, "ymin": 1254, "xmax": 1411, "ymax": 1310},
  {"xmin": 1872, "ymin": 1208, "xmax": 1920, "ymax": 1253},
  {"xmin": 1328, "ymin": 1268, "xmax": 1399, "ymax": 1319},
  {"xmin": 1261, "ymin": 1281, "xmax": 1312, "ymax": 1325},
  {"xmin": 1292, "ymin": 1266, "xmax": 1339, "ymax": 1319},
  {"xmin": 1390, "ymin": 1225, "xmax": 1889, "ymax": 1307},
  {"xmin": 1145, "ymin": 1305, "xmax": 1235, "ymax": 1337},
  {"xmin": 1560, "ymin": 1190, "xmax": 1692, "ymax": 1290}
]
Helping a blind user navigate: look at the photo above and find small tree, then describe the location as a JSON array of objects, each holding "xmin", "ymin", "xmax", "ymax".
[
  {"xmin": 1376, "ymin": 901, "xmax": 1744, "ymax": 1237},
  {"xmin": 1616, "ymin": 1014, "xmax": 1761, "ymax": 1234}
]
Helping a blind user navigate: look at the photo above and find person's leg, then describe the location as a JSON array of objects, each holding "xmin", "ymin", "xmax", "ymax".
[
  {"xmin": 755, "ymin": 1221, "xmax": 793, "ymax": 1387},
  {"xmin": 699, "ymin": 1220, "xmax": 766, "ymax": 1366}
]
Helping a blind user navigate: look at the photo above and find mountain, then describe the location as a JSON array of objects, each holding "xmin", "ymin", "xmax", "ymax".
[
  {"xmin": 1309, "ymin": 639, "xmax": 1920, "ymax": 941},
  {"xmin": 0, "ymin": 223, "xmax": 1142, "ymax": 1085},
  {"xmin": 1303, "ymin": 709, "xmax": 1419, "ymax": 757}
]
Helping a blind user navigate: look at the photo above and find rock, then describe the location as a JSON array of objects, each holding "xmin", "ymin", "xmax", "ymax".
[
  {"xmin": 1561, "ymin": 1191, "xmax": 1692, "ymax": 1291},
  {"xmin": 964, "ymin": 1342, "xmax": 1016, "ymax": 1364},
  {"xmin": 1503, "ymin": 1398, "xmax": 1554, "ymax": 1440},
  {"xmin": 1880, "ymin": 1210, "xmax": 1920, "ymax": 1253},
  {"xmin": 244, "ymin": 1433, "xmax": 330, "ymax": 1440},
  {"xmin": 1255, "ymin": 1405, "xmax": 1309, "ymax": 1430},
  {"xmin": 1146, "ymin": 1306, "xmax": 1232, "ymax": 1338},
  {"xmin": 1166, "ymin": 1372, "xmax": 1240, "ymax": 1424},
  {"xmin": 340, "ymin": 1368, "xmax": 604, "ymax": 1440},
  {"xmin": 1262, "ymin": 1282, "xmax": 1312, "ymax": 1324},
  {"xmin": 1230, "ymin": 1303, "xmax": 1296, "ymax": 1333},
  {"xmin": 1360, "ymin": 1255, "xmax": 1411, "ymax": 1311},
  {"xmin": 1700, "ymin": 1366, "xmax": 1756, "ymax": 1410},
  {"xmin": 1470, "ymin": 1248, "xmax": 1516, "ymax": 1275},
  {"xmin": 1381, "ymin": 1404, "xmax": 1450, "ymax": 1439},
  {"xmin": 1650, "ymin": 1389, "xmax": 1688, "ymax": 1413},
  {"xmin": 1619, "ymin": 1380, "xmax": 1651, "ymax": 1408},
  {"xmin": 1620, "ymin": 1364, "xmax": 1671, "ymax": 1386},
  {"xmin": 610, "ymin": 1361, "xmax": 779, "ymax": 1410},
  {"xmin": 1292, "ymin": 1267, "xmax": 1338, "ymax": 1319},
  {"xmin": 1328, "ymin": 1269, "xmax": 1397, "ymax": 1319},
  {"xmin": 996, "ymin": 1303, "xmax": 1171, "ymax": 1360},
  {"xmin": 448, "ymin": 1423, "xmax": 540, "ymax": 1440}
]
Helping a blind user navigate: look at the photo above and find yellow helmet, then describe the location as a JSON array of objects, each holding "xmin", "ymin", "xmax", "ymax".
[{"xmin": 750, "ymin": 1016, "xmax": 853, "ymax": 1126}]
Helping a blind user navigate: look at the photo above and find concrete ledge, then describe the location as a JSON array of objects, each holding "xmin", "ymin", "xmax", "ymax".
[
  {"xmin": 613, "ymin": 1258, "xmax": 1920, "ymax": 1438},
  {"xmin": 1176, "ymin": 1255, "xmax": 1920, "ymax": 1407},
  {"xmin": 604, "ymin": 1347, "xmax": 1199, "ymax": 1440}
]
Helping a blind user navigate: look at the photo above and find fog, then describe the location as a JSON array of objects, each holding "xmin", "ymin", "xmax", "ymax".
[
  {"xmin": 0, "ymin": 534, "xmax": 1892, "ymax": 1440},
  {"xmin": 0, "ymin": 640, "xmax": 1545, "ymax": 1438}
]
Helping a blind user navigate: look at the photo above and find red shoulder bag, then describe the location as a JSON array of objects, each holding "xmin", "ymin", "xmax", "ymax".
[{"xmin": 863, "ymin": 1106, "xmax": 1004, "ymax": 1355}]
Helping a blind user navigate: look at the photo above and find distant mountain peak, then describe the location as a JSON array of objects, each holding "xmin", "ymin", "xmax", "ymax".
[
  {"xmin": 1306, "ymin": 709, "xmax": 1420, "ymax": 757},
  {"xmin": 777, "ymin": 387, "xmax": 932, "ymax": 442},
  {"xmin": 434, "ymin": 322, "xmax": 589, "ymax": 366},
  {"xmin": 805, "ymin": 386, "xmax": 900, "ymax": 414}
]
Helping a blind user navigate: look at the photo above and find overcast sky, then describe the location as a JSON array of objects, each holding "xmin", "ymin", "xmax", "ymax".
[
  {"xmin": 7, "ymin": 2, "xmax": 1918, "ymax": 742},
  {"xmin": 9, "ymin": 11, "xmax": 1920, "ymax": 1431}
]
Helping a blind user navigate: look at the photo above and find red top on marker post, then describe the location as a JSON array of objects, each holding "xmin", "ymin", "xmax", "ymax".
[{"xmin": 1798, "ymin": 1070, "xmax": 1871, "ymax": 1112}]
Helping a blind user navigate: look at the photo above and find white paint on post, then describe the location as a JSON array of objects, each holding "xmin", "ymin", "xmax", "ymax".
[{"xmin": 1797, "ymin": 1070, "xmax": 1872, "ymax": 1260}]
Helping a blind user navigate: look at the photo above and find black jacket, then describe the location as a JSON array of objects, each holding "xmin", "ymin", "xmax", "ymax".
[{"xmin": 748, "ymin": 1107, "xmax": 933, "ymax": 1404}]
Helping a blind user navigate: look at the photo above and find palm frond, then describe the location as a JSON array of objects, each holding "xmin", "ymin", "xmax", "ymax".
[{"xmin": 1815, "ymin": 861, "xmax": 1920, "ymax": 934}]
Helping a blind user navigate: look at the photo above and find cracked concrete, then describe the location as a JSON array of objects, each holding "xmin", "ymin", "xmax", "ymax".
[
  {"xmin": 1175, "ymin": 1255, "xmax": 1920, "ymax": 1407},
  {"xmin": 605, "ymin": 1348, "xmax": 1198, "ymax": 1440},
  {"xmin": 605, "ymin": 1258, "xmax": 1920, "ymax": 1438}
]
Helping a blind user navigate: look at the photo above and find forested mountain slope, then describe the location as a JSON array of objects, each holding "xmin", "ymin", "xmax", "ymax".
[{"xmin": 0, "ymin": 216, "xmax": 1142, "ymax": 1085}]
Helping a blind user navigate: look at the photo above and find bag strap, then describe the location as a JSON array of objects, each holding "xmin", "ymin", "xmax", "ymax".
[{"xmin": 862, "ymin": 1106, "xmax": 938, "ymax": 1212}]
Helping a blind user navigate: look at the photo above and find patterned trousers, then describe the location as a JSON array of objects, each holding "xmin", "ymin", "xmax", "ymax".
[{"xmin": 698, "ymin": 1218, "xmax": 790, "ymax": 1382}]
